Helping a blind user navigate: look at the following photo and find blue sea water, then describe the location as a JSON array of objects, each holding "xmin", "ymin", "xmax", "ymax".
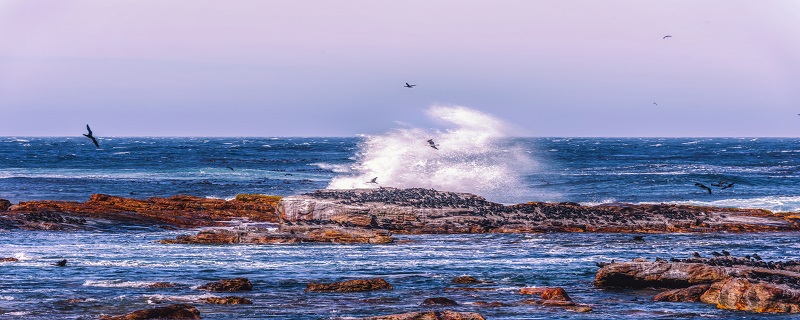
[{"xmin": 1, "ymin": 137, "xmax": 799, "ymax": 319}]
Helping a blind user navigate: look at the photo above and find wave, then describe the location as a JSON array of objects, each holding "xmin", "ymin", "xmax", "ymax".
[
  {"xmin": 327, "ymin": 105, "xmax": 545, "ymax": 203},
  {"xmin": 641, "ymin": 195, "xmax": 800, "ymax": 213}
]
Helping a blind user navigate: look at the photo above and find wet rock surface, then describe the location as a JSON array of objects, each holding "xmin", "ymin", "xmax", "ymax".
[
  {"xmin": 200, "ymin": 296, "xmax": 253, "ymax": 304},
  {"xmin": 306, "ymin": 278, "xmax": 393, "ymax": 292},
  {"xmin": 197, "ymin": 278, "xmax": 253, "ymax": 292},
  {"xmin": 353, "ymin": 310, "xmax": 486, "ymax": 320},
  {"xmin": 595, "ymin": 254, "xmax": 800, "ymax": 313},
  {"xmin": 100, "ymin": 303, "xmax": 201, "ymax": 319},
  {"xmin": 160, "ymin": 225, "xmax": 394, "ymax": 244},
  {"xmin": 281, "ymin": 188, "xmax": 800, "ymax": 234}
]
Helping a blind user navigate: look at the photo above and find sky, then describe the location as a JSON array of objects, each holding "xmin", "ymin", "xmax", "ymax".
[{"xmin": 1, "ymin": 0, "xmax": 799, "ymax": 137}]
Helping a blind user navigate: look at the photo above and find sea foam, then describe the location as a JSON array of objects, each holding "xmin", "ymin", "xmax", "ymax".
[{"xmin": 327, "ymin": 105, "xmax": 541, "ymax": 204}]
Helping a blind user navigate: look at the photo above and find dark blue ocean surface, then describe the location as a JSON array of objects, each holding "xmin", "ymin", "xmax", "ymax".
[{"xmin": 1, "ymin": 137, "xmax": 799, "ymax": 319}]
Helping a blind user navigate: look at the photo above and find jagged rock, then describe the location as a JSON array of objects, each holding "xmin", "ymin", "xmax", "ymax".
[
  {"xmin": 421, "ymin": 297, "xmax": 458, "ymax": 306},
  {"xmin": 700, "ymin": 278, "xmax": 800, "ymax": 313},
  {"xmin": 197, "ymin": 278, "xmax": 252, "ymax": 292},
  {"xmin": 0, "ymin": 199, "xmax": 10, "ymax": 211},
  {"xmin": 200, "ymin": 296, "xmax": 253, "ymax": 304},
  {"xmin": 519, "ymin": 287, "xmax": 572, "ymax": 301},
  {"xmin": 100, "ymin": 303, "xmax": 200, "ymax": 319},
  {"xmin": 355, "ymin": 310, "xmax": 485, "ymax": 320},
  {"xmin": 653, "ymin": 284, "xmax": 711, "ymax": 302},
  {"xmin": 595, "ymin": 259, "xmax": 800, "ymax": 313},
  {"xmin": 473, "ymin": 301, "xmax": 505, "ymax": 307},
  {"xmin": 306, "ymin": 278, "xmax": 392, "ymax": 292}
]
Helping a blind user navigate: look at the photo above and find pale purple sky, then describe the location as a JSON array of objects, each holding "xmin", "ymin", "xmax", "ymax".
[{"xmin": 1, "ymin": 0, "xmax": 799, "ymax": 137}]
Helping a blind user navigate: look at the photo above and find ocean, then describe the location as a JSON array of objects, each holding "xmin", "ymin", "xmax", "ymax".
[{"xmin": 1, "ymin": 136, "xmax": 799, "ymax": 319}]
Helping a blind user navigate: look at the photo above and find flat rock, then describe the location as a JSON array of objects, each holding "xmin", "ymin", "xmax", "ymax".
[
  {"xmin": 306, "ymin": 278, "xmax": 392, "ymax": 292},
  {"xmin": 197, "ymin": 278, "xmax": 252, "ymax": 292},
  {"xmin": 200, "ymin": 296, "xmax": 253, "ymax": 304},
  {"xmin": 0, "ymin": 257, "xmax": 19, "ymax": 262},
  {"xmin": 161, "ymin": 225, "xmax": 393, "ymax": 245},
  {"xmin": 100, "ymin": 303, "xmax": 200, "ymax": 320},
  {"xmin": 354, "ymin": 310, "xmax": 485, "ymax": 320},
  {"xmin": 421, "ymin": 297, "xmax": 458, "ymax": 306}
]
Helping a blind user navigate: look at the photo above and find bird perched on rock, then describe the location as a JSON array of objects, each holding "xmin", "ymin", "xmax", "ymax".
[
  {"xmin": 722, "ymin": 250, "xmax": 731, "ymax": 256},
  {"xmin": 693, "ymin": 252, "xmax": 702, "ymax": 258},
  {"xmin": 753, "ymin": 253, "xmax": 763, "ymax": 261},
  {"xmin": 712, "ymin": 251, "xmax": 722, "ymax": 257}
]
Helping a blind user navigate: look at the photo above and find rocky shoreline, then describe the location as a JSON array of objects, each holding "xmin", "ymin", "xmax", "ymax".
[{"xmin": 2, "ymin": 188, "xmax": 798, "ymax": 237}]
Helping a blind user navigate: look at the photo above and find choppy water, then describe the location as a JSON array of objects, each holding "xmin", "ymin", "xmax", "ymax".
[{"xmin": 2, "ymin": 137, "xmax": 800, "ymax": 319}]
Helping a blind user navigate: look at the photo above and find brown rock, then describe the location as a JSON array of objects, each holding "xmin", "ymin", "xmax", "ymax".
[
  {"xmin": 421, "ymin": 297, "xmax": 458, "ymax": 306},
  {"xmin": 357, "ymin": 310, "xmax": 485, "ymax": 320},
  {"xmin": 518, "ymin": 287, "xmax": 572, "ymax": 301},
  {"xmin": 200, "ymin": 296, "xmax": 253, "ymax": 304},
  {"xmin": 161, "ymin": 226, "xmax": 393, "ymax": 245},
  {"xmin": 0, "ymin": 257, "xmax": 19, "ymax": 262},
  {"xmin": 197, "ymin": 278, "xmax": 252, "ymax": 292},
  {"xmin": 0, "ymin": 199, "xmax": 11, "ymax": 211},
  {"xmin": 653, "ymin": 284, "xmax": 711, "ymax": 302},
  {"xmin": 473, "ymin": 301, "xmax": 504, "ymax": 307},
  {"xmin": 306, "ymin": 278, "xmax": 392, "ymax": 292},
  {"xmin": 451, "ymin": 276, "xmax": 482, "ymax": 284},
  {"xmin": 100, "ymin": 303, "xmax": 200, "ymax": 320},
  {"xmin": 593, "ymin": 262, "xmax": 734, "ymax": 288},
  {"xmin": 700, "ymin": 278, "xmax": 800, "ymax": 313}
]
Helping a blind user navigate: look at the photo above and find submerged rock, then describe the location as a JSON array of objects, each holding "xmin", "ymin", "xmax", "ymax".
[
  {"xmin": 306, "ymin": 278, "xmax": 392, "ymax": 292},
  {"xmin": 100, "ymin": 303, "xmax": 200, "ymax": 320},
  {"xmin": 421, "ymin": 297, "xmax": 458, "ymax": 306},
  {"xmin": 0, "ymin": 257, "xmax": 19, "ymax": 262},
  {"xmin": 354, "ymin": 310, "xmax": 485, "ymax": 320},
  {"xmin": 200, "ymin": 296, "xmax": 253, "ymax": 304},
  {"xmin": 197, "ymin": 278, "xmax": 252, "ymax": 292},
  {"xmin": 0, "ymin": 199, "xmax": 10, "ymax": 211}
]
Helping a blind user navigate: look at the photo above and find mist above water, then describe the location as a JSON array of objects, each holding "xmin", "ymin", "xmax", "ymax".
[{"xmin": 327, "ymin": 105, "xmax": 540, "ymax": 203}]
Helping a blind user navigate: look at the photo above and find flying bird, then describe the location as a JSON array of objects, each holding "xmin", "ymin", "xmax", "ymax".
[
  {"xmin": 711, "ymin": 180, "xmax": 727, "ymax": 187},
  {"xmin": 83, "ymin": 125, "xmax": 100, "ymax": 148},
  {"xmin": 721, "ymin": 182, "xmax": 735, "ymax": 190},
  {"xmin": 653, "ymin": 102, "xmax": 658, "ymax": 106},
  {"xmin": 427, "ymin": 139, "xmax": 439, "ymax": 150},
  {"xmin": 404, "ymin": 82, "xmax": 416, "ymax": 88},
  {"xmin": 367, "ymin": 177, "xmax": 378, "ymax": 184},
  {"xmin": 663, "ymin": 35, "xmax": 672, "ymax": 39},
  {"xmin": 695, "ymin": 183, "xmax": 712, "ymax": 194}
]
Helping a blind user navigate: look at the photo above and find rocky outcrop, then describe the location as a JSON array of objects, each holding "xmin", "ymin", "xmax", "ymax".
[
  {"xmin": 451, "ymin": 276, "xmax": 485, "ymax": 284},
  {"xmin": 595, "ymin": 256, "xmax": 800, "ymax": 313},
  {"xmin": 197, "ymin": 278, "xmax": 252, "ymax": 292},
  {"xmin": 0, "ymin": 199, "xmax": 10, "ymax": 211},
  {"xmin": 0, "ymin": 257, "xmax": 19, "ymax": 262},
  {"xmin": 161, "ymin": 225, "xmax": 393, "ymax": 244},
  {"xmin": 1, "ymin": 193, "xmax": 280, "ymax": 230},
  {"xmin": 354, "ymin": 311, "xmax": 485, "ymax": 320},
  {"xmin": 421, "ymin": 297, "xmax": 458, "ymax": 306},
  {"xmin": 306, "ymin": 278, "xmax": 393, "ymax": 292},
  {"xmin": 100, "ymin": 303, "xmax": 200, "ymax": 320},
  {"xmin": 200, "ymin": 296, "xmax": 253, "ymax": 304},
  {"xmin": 280, "ymin": 188, "xmax": 800, "ymax": 234},
  {"xmin": 518, "ymin": 286, "xmax": 592, "ymax": 312}
]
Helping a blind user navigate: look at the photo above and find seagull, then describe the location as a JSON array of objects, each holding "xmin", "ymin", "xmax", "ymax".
[
  {"xmin": 367, "ymin": 177, "xmax": 378, "ymax": 184},
  {"xmin": 721, "ymin": 182, "xmax": 735, "ymax": 190},
  {"xmin": 695, "ymin": 183, "xmax": 712, "ymax": 194},
  {"xmin": 83, "ymin": 125, "xmax": 100, "ymax": 148},
  {"xmin": 404, "ymin": 82, "xmax": 416, "ymax": 88},
  {"xmin": 663, "ymin": 35, "xmax": 672, "ymax": 39},
  {"xmin": 427, "ymin": 139, "xmax": 438, "ymax": 150}
]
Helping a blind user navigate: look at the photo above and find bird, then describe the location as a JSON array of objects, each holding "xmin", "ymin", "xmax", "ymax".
[
  {"xmin": 711, "ymin": 180, "xmax": 728, "ymax": 187},
  {"xmin": 695, "ymin": 183, "xmax": 712, "ymax": 194},
  {"xmin": 632, "ymin": 235, "xmax": 645, "ymax": 242},
  {"xmin": 427, "ymin": 139, "xmax": 439, "ymax": 150},
  {"xmin": 721, "ymin": 182, "xmax": 734, "ymax": 190},
  {"xmin": 712, "ymin": 251, "xmax": 722, "ymax": 257},
  {"xmin": 693, "ymin": 252, "xmax": 702, "ymax": 258},
  {"xmin": 54, "ymin": 259, "xmax": 67, "ymax": 267},
  {"xmin": 663, "ymin": 35, "xmax": 672, "ymax": 39},
  {"xmin": 404, "ymin": 82, "xmax": 416, "ymax": 88},
  {"xmin": 722, "ymin": 250, "xmax": 731, "ymax": 256},
  {"xmin": 367, "ymin": 177, "xmax": 378, "ymax": 184},
  {"xmin": 226, "ymin": 166, "xmax": 234, "ymax": 171},
  {"xmin": 83, "ymin": 125, "xmax": 100, "ymax": 148},
  {"xmin": 653, "ymin": 102, "xmax": 658, "ymax": 106},
  {"xmin": 753, "ymin": 253, "xmax": 763, "ymax": 261}
]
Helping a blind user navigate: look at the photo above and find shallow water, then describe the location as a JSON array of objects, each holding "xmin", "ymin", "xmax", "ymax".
[{"xmin": 1, "ymin": 231, "xmax": 799, "ymax": 319}]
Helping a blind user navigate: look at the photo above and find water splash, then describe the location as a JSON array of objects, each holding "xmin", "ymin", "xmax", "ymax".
[{"xmin": 327, "ymin": 105, "xmax": 541, "ymax": 203}]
